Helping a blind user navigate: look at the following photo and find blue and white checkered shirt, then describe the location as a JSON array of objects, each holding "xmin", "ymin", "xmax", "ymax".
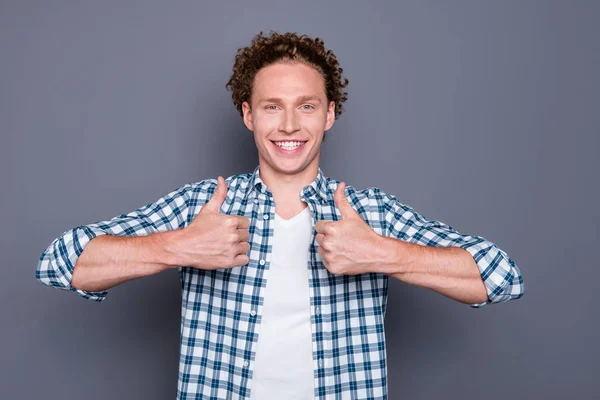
[{"xmin": 36, "ymin": 164, "xmax": 524, "ymax": 399}]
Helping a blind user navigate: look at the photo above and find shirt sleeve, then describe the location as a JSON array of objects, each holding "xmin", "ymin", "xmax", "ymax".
[
  {"xmin": 35, "ymin": 183, "xmax": 195, "ymax": 302},
  {"xmin": 380, "ymin": 192, "xmax": 524, "ymax": 308}
]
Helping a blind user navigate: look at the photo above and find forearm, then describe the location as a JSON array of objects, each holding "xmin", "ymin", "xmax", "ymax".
[
  {"xmin": 377, "ymin": 236, "xmax": 489, "ymax": 305},
  {"xmin": 71, "ymin": 230, "xmax": 180, "ymax": 292}
]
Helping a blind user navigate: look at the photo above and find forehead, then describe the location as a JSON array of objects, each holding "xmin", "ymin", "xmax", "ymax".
[{"xmin": 252, "ymin": 62, "xmax": 326, "ymax": 101}]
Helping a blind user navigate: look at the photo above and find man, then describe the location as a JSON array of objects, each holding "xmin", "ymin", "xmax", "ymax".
[{"xmin": 36, "ymin": 31, "xmax": 524, "ymax": 399}]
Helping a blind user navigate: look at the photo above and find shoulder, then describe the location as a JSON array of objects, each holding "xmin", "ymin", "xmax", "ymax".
[
  {"xmin": 323, "ymin": 176, "xmax": 411, "ymax": 224},
  {"xmin": 324, "ymin": 176, "xmax": 402, "ymax": 209},
  {"xmin": 187, "ymin": 171, "xmax": 253, "ymax": 203}
]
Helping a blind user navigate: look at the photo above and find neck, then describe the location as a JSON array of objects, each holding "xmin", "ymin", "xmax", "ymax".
[{"xmin": 257, "ymin": 158, "xmax": 319, "ymax": 206}]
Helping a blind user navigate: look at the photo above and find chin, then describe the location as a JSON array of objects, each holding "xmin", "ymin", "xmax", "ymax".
[
  {"xmin": 272, "ymin": 161, "xmax": 308, "ymax": 174},
  {"xmin": 263, "ymin": 155, "xmax": 312, "ymax": 174}
]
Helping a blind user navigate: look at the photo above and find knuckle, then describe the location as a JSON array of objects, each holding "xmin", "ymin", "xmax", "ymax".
[{"xmin": 224, "ymin": 218, "xmax": 235, "ymax": 227}]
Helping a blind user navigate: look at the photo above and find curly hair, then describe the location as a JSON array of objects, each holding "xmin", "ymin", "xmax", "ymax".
[{"xmin": 226, "ymin": 31, "xmax": 349, "ymax": 120}]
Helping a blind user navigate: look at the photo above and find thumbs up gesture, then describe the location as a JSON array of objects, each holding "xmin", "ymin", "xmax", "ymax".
[
  {"xmin": 169, "ymin": 176, "xmax": 251, "ymax": 270},
  {"xmin": 314, "ymin": 182, "xmax": 388, "ymax": 275}
]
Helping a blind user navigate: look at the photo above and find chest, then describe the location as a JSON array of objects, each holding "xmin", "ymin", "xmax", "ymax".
[{"xmin": 197, "ymin": 192, "xmax": 388, "ymax": 315}]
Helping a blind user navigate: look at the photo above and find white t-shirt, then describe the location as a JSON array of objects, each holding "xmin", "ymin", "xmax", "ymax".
[{"xmin": 249, "ymin": 206, "xmax": 315, "ymax": 399}]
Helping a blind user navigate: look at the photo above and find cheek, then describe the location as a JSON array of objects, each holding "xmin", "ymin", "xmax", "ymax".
[
  {"xmin": 305, "ymin": 116, "xmax": 327, "ymax": 136},
  {"xmin": 252, "ymin": 114, "xmax": 278, "ymax": 133},
  {"xmin": 305, "ymin": 112, "xmax": 328, "ymax": 128}
]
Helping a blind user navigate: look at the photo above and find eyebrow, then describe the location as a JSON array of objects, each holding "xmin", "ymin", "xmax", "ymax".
[{"xmin": 258, "ymin": 95, "xmax": 322, "ymax": 104}]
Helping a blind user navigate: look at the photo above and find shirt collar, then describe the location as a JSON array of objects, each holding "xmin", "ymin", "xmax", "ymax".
[{"xmin": 247, "ymin": 164, "xmax": 330, "ymax": 204}]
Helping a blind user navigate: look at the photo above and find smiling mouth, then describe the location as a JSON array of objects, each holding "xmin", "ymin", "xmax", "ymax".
[{"xmin": 271, "ymin": 140, "xmax": 308, "ymax": 151}]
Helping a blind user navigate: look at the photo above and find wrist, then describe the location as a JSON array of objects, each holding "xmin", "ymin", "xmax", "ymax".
[
  {"xmin": 376, "ymin": 235, "xmax": 415, "ymax": 275},
  {"xmin": 152, "ymin": 229, "xmax": 184, "ymax": 269}
]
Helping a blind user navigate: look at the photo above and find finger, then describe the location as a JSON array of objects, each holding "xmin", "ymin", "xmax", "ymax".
[
  {"xmin": 201, "ymin": 176, "xmax": 228, "ymax": 214},
  {"xmin": 317, "ymin": 233, "xmax": 333, "ymax": 251},
  {"xmin": 237, "ymin": 229, "xmax": 250, "ymax": 242},
  {"xmin": 317, "ymin": 245, "xmax": 327, "ymax": 260},
  {"xmin": 232, "ymin": 254, "xmax": 250, "ymax": 267},
  {"xmin": 314, "ymin": 220, "xmax": 331, "ymax": 234},
  {"xmin": 333, "ymin": 182, "xmax": 357, "ymax": 219},
  {"xmin": 233, "ymin": 215, "xmax": 251, "ymax": 229},
  {"xmin": 315, "ymin": 233, "xmax": 325, "ymax": 246},
  {"xmin": 235, "ymin": 241, "xmax": 251, "ymax": 255}
]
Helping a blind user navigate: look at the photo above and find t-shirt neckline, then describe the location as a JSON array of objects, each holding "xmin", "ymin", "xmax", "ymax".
[{"xmin": 274, "ymin": 207, "xmax": 310, "ymax": 227}]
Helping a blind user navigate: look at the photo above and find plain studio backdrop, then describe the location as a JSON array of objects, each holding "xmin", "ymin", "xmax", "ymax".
[{"xmin": 1, "ymin": 1, "xmax": 598, "ymax": 399}]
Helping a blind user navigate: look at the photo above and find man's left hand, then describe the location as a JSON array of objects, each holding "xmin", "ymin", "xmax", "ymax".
[{"xmin": 314, "ymin": 182, "xmax": 391, "ymax": 275}]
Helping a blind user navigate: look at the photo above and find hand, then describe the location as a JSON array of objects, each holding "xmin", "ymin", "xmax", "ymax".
[
  {"xmin": 169, "ymin": 176, "xmax": 251, "ymax": 270},
  {"xmin": 314, "ymin": 182, "xmax": 388, "ymax": 275}
]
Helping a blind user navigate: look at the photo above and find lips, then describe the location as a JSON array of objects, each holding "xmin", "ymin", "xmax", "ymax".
[{"xmin": 271, "ymin": 140, "xmax": 307, "ymax": 154}]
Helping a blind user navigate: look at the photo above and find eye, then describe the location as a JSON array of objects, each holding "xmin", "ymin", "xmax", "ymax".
[
  {"xmin": 301, "ymin": 104, "xmax": 315, "ymax": 110},
  {"xmin": 265, "ymin": 105, "xmax": 278, "ymax": 110}
]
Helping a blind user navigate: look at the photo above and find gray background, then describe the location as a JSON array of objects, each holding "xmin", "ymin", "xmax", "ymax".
[{"xmin": 2, "ymin": 0, "xmax": 598, "ymax": 399}]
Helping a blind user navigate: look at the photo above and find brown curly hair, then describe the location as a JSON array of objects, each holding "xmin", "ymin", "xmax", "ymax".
[{"xmin": 226, "ymin": 31, "xmax": 349, "ymax": 120}]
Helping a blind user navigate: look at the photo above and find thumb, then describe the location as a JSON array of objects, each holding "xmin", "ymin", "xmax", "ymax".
[
  {"xmin": 200, "ymin": 176, "xmax": 227, "ymax": 214},
  {"xmin": 334, "ymin": 182, "xmax": 357, "ymax": 219}
]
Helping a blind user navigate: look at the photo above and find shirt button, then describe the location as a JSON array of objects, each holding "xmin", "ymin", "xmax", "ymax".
[
  {"xmin": 243, "ymin": 360, "xmax": 249, "ymax": 367},
  {"xmin": 315, "ymin": 307, "xmax": 320, "ymax": 315},
  {"xmin": 259, "ymin": 259, "xmax": 265, "ymax": 265},
  {"xmin": 263, "ymin": 214, "xmax": 269, "ymax": 220},
  {"xmin": 318, "ymin": 359, "xmax": 323, "ymax": 367},
  {"xmin": 253, "ymin": 198, "xmax": 259, "ymax": 204},
  {"xmin": 250, "ymin": 310, "xmax": 256, "ymax": 316}
]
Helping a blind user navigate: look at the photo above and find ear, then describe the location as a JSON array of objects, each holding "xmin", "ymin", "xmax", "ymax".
[
  {"xmin": 324, "ymin": 100, "xmax": 335, "ymax": 131},
  {"xmin": 242, "ymin": 101, "xmax": 254, "ymax": 131}
]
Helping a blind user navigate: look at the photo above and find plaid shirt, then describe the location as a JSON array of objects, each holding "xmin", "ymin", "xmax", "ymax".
[{"xmin": 36, "ymin": 164, "xmax": 524, "ymax": 399}]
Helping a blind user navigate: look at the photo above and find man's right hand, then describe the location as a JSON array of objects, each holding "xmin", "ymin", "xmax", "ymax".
[{"xmin": 166, "ymin": 176, "xmax": 251, "ymax": 270}]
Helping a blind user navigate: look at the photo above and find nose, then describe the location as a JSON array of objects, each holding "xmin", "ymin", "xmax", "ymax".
[{"xmin": 278, "ymin": 108, "xmax": 301, "ymax": 134}]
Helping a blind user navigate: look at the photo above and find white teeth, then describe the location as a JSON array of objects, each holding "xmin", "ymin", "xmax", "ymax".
[{"xmin": 274, "ymin": 141, "xmax": 305, "ymax": 150}]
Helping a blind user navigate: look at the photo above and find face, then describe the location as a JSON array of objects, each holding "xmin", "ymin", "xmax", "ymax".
[{"xmin": 241, "ymin": 62, "xmax": 335, "ymax": 178}]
